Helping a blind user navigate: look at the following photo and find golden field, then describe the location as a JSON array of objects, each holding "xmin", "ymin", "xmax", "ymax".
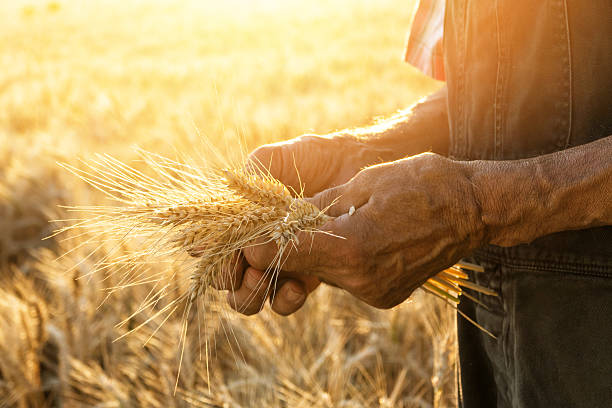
[{"xmin": 0, "ymin": 0, "xmax": 454, "ymax": 406}]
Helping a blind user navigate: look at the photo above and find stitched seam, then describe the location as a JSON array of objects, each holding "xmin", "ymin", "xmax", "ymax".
[
  {"xmin": 562, "ymin": 0, "xmax": 573, "ymax": 148},
  {"xmin": 508, "ymin": 264, "xmax": 612, "ymax": 278},
  {"xmin": 456, "ymin": 0, "xmax": 467, "ymax": 159},
  {"xmin": 473, "ymin": 254, "xmax": 612, "ymax": 277},
  {"xmin": 509, "ymin": 276, "xmax": 518, "ymax": 405},
  {"xmin": 493, "ymin": 0, "xmax": 504, "ymax": 159},
  {"xmin": 551, "ymin": 0, "xmax": 571, "ymax": 149}
]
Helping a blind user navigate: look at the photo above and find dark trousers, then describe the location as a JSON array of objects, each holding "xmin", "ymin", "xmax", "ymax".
[{"xmin": 457, "ymin": 244, "xmax": 612, "ymax": 408}]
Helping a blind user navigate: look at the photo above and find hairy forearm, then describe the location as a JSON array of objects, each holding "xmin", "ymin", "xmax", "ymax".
[
  {"xmin": 329, "ymin": 85, "xmax": 449, "ymax": 164},
  {"xmin": 466, "ymin": 136, "xmax": 612, "ymax": 247}
]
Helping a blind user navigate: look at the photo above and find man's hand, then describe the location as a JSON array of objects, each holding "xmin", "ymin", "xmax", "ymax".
[
  {"xmin": 225, "ymin": 87, "xmax": 454, "ymax": 315},
  {"xmin": 224, "ymin": 125, "xmax": 612, "ymax": 316},
  {"xmin": 233, "ymin": 136, "xmax": 612, "ymax": 314},
  {"xmin": 221, "ymin": 133, "xmax": 363, "ymax": 316},
  {"xmin": 226, "ymin": 132, "xmax": 382, "ymax": 316},
  {"xmin": 231, "ymin": 153, "xmax": 485, "ymax": 312}
]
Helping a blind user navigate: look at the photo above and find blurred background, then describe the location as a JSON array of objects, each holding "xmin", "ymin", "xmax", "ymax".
[{"xmin": 0, "ymin": 0, "xmax": 454, "ymax": 406}]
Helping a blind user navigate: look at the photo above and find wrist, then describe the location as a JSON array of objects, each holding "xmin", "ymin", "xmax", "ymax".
[
  {"xmin": 463, "ymin": 158, "xmax": 544, "ymax": 247},
  {"xmin": 463, "ymin": 159, "xmax": 512, "ymax": 246},
  {"xmin": 466, "ymin": 138, "xmax": 612, "ymax": 247},
  {"xmin": 450, "ymin": 159, "xmax": 489, "ymax": 250}
]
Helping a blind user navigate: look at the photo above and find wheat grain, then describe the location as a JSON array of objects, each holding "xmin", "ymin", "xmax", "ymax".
[{"xmin": 223, "ymin": 169, "xmax": 293, "ymax": 208}]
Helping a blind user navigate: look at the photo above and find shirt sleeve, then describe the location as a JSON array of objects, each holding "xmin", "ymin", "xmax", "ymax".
[{"xmin": 403, "ymin": 0, "xmax": 446, "ymax": 81}]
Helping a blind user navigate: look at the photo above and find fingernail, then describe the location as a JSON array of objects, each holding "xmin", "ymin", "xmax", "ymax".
[{"xmin": 285, "ymin": 287, "xmax": 305, "ymax": 303}]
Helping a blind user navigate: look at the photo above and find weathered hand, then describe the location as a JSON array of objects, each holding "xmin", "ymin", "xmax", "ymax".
[
  {"xmin": 223, "ymin": 88, "xmax": 463, "ymax": 315},
  {"xmin": 242, "ymin": 153, "xmax": 485, "ymax": 309},
  {"xmin": 223, "ymin": 133, "xmax": 376, "ymax": 316}
]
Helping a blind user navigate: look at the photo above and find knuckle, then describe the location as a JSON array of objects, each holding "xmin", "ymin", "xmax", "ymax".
[{"xmin": 243, "ymin": 246, "xmax": 270, "ymax": 271}]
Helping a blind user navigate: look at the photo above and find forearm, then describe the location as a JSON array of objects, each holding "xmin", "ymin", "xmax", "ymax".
[
  {"xmin": 467, "ymin": 136, "xmax": 612, "ymax": 247},
  {"xmin": 329, "ymin": 85, "xmax": 449, "ymax": 164}
]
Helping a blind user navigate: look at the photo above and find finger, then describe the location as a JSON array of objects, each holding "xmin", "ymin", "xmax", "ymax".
[
  {"xmin": 270, "ymin": 279, "xmax": 307, "ymax": 316},
  {"xmin": 210, "ymin": 252, "xmax": 246, "ymax": 291},
  {"xmin": 227, "ymin": 267, "xmax": 273, "ymax": 316}
]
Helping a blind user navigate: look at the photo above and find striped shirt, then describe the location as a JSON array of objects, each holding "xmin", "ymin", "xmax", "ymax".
[{"xmin": 404, "ymin": 0, "xmax": 446, "ymax": 81}]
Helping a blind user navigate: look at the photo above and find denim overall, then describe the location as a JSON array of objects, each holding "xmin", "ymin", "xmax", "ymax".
[{"xmin": 443, "ymin": 1, "xmax": 612, "ymax": 406}]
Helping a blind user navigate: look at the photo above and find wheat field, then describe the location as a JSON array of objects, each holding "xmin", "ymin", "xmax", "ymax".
[{"xmin": 0, "ymin": 0, "xmax": 455, "ymax": 406}]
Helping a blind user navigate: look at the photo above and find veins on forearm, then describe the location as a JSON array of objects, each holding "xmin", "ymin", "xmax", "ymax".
[
  {"xmin": 468, "ymin": 136, "xmax": 612, "ymax": 247},
  {"xmin": 329, "ymin": 86, "xmax": 450, "ymax": 162}
]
